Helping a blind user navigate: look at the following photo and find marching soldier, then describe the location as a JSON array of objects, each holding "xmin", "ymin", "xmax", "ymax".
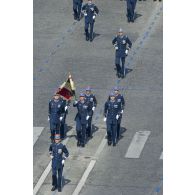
[
  {"xmin": 113, "ymin": 87, "xmax": 125, "ymax": 141},
  {"xmin": 84, "ymin": 86, "xmax": 97, "ymax": 138},
  {"xmin": 48, "ymin": 94, "xmax": 64, "ymax": 142},
  {"xmin": 49, "ymin": 134, "xmax": 69, "ymax": 192},
  {"xmin": 104, "ymin": 92, "xmax": 121, "ymax": 146},
  {"xmin": 73, "ymin": 0, "xmax": 83, "ymax": 21},
  {"xmin": 59, "ymin": 98, "xmax": 70, "ymax": 139},
  {"xmin": 112, "ymin": 28, "xmax": 132, "ymax": 78},
  {"xmin": 126, "ymin": 0, "xmax": 137, "ymax": 23},
  {"xmin": 82, "ymin": 0, "xmax": 99, "ymax": 42},
  {"xmin": 73, "ymin": 93, "xmax": 92, "ymax": 147}
]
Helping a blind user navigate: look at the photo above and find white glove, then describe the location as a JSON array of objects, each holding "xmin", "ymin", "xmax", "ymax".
[
  {"xmin": 84, "ymin": 13, "xmax": 87, "ymax": 16},
  {"xmin": 115, "ymin": 46, "xmax": 118, "ymax": 50},
  {"xmin": 92, "ymin": 106, "xmax": 95, "ymax": 111},
  {"xmin": 121, "ymin": 110, "xmax": 124, "ymax": 114},
  {"xmin": 86, "ymin": 115, "xmax": 90, "ymax": 120},
  {"xmin": 103, "ymin": 117, "xmax": 107, "ymax": 122},
  {"xmin": 62, "ymin": 159, "xmax": 65, "ymax": 165},
  {"xmin": 48, "ymin": 116, "xmax": 50, "ymax": 121},
  {"xmin": 125, "ymin": 49, "xmax": 129, "ymax": 55},
  {"xmin": 74, "ymin": 100, "xmax": 78, "ymax": 104},
  {"xmin": 65, "ymin": 106, "xmax": 68, "ymax": 111},
  {"xmin": 50, "ymin": 155, "xmax": 53, "ymax": 159},
  {"xmin": 116, "ymin": 115, "xmax": 119, "ymax": 120},
  {"xmin": 93, "ymin": 15, "xmax": 96, "ymax": 19},
  {"xmin": 60, "ymin": 116, "xmax": 63, "ymax": 121}
]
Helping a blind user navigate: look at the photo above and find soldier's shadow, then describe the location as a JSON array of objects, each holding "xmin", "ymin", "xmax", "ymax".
[
  {"xmin": 65, "ymin": 126, "xmax": 77, "ymax": 139},
  {"xmin": 61, "ymin": 176, "xmax": 71, "ymax": 188},
  {"xmin": 86, "ymin": 125, "xmax": 99, "ymax": 143},
  {"xmin": 118, "ymin": 127, "xmax": 127, "ymax": 141},
  {"xmin": 125, "ymin": 68, "xmax": 133, "ymax": 77},
  {"xmin": 134, "ymin": 13, "xmax": 142, "ymax": 21},
  {"xmin": 93, "ymin": 33, "xmax": 101, "ymax": 40}
]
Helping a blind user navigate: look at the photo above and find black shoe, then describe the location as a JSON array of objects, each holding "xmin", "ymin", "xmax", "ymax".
[
  {"xmin": 127, "ymin": 18, "xmax": 131, "ymax": 23},
  {"xmin": 86, "ymin": 36, "xmax": 89, "ymax": 41},
  {"xmin": 81, "ymin": 143, "xmax": 85, "ymax": 147},
  {"xmin": 113, "ymin": 143, "xmax": 116, "ymax": 147},
  {"xmin": 117, "ymin": 72, "xmax": 121, "ymax": 78},
  {"xmin": 108, "ymin": 141, "xmax": 112, "ymax": 146},
  {"xmin": 51, "ymin": 186, "xmax": 57, "ymax": 191},
  {"xmin": 58, "ymin": 188, "xmax": 62, "ymax": 192},
  {"xmin": 77, "ymin": 141, "xmax": 81, "ymax": 147},
  {"xmin": 77, "ymin": 17, "xmax": 80, "ymax": 21},
  {"xmin": 90, "ymin": 38, "xmax": 93, "ymax": 42},
  {"xmin": 74, "ymin": 15, "xmax": 77, "ymax": 20}
]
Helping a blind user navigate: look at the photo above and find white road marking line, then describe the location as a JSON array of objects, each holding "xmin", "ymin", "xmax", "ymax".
[
  {"xmin": 33, "ymin": 127, "xmax": 44, "ymax": 146},
  {"xmin": 125, "ymin": 131, "xmax": 151, "ymax": 158},
  {"xmin": 33, "ymin": 130, "xmax": 73, "ymax": 195},
  {"xmin": 72, "ymin": 160, "xmax": 96, "ymax": 195},
  {"xmin": 159, "ymin": 152, "xmax": 163, "ymax": 160},
  {"xmin": 94, "ymin": 133, "xmax": 107, "ymax": 158},
  {"xmin": 72, "ymin": 131, "xmax": 107, "ymax": 195}
]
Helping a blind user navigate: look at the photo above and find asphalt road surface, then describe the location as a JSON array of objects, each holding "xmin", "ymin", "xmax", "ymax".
[{"xmin": 33, "ymin": 0, "xmax": 163, "ymax": 194}]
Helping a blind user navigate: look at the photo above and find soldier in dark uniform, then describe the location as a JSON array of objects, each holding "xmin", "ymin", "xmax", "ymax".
[
  {"xmin": 104, "ymin": 92, "xmax": 121, "ymax": 146},
  {"xmin": 73, "ymin": 0, "xmax": 83, "ymax": 21},
  {"xmin": 49, "ymin": 134, "xmax": 69, "ymax": 192},
  {"xmin": 126, "ymin": 0, "xmax": 137, "ymax": 23},
  {"xmin": 73, "ymin": 93, "xmax": 92, "ymax": 147},
  {"xmin": 82, "ymin": 0, "xmax": 99, "ymax": 42},
  {"xmin": 59, "ymin": 98, "xmax": 70, "ymax": 139},
  {"xmin": 113, "ymin": 86, "xmax": 125, "ymax": 141},
  {"xmin": 48, "ymin": 94, "xmax": 64, "ymax": 142},
  {"xmin": 112, "ymin": 28, "xmax": 132, "ymax": 78},
  {"xmin": 84, "ymin": 86, "xmax": 97, "ymax": 138}
]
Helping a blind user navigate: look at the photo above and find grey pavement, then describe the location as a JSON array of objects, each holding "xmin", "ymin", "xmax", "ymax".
[{"xmin": 34, "ymin": 0, "xmax": 163, "ymax": 194}]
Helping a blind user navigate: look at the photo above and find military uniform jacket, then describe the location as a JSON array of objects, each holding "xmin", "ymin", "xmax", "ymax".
[
  {"xmin": 115, "ymin": 94, "xmax": 125, "ymax": 110},
  {"xmin": 49, "ymin": 143, "xmax": 69, "ymax": 169},
  {"xmin": 73, "ymin": 100, "xmax": 92, "ymax": 124},
  {"xmin": 104, "ymin": 100, "xmax": 121, "ymax": 124},
  {"xmin": 85, "ymin": 94, "xmax": 97, "ymax": 110},
  {"xmin": 48, "ymin": 99, "xmax": 64, "ymax": 124},
  {"xmin": 82, "ymin": 3, "xmax": 99, "ymax": 23},
  {"xmin": 112, "ymin": 35, "xmax": 132, "ymax": 58}
]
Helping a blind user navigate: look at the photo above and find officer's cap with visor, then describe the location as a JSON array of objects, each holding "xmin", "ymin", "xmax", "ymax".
[
  {"xmin": 109, "ymin": 92, "xmax": 115, "ymax": 97},
  {"xmin": 85, "ymin": 86, "xmax": 91, "ymax": 91},
  {"xmin": 113, "ymin": 86, "xmax": 119, "ymax": 91},
  {"xmin": 54, "ymin": 134, "xmax": 61, "ymax": 140},
  {"xmin": 54, "ymin": 93, "xmax": 60, "ymax": 97},
  {"xmin": 118, "ymin": 28, "xmax": 123, "ymax": 33},
  {"xmin": 80, "ymin": 93, "xmax": 85, "ymax": 97}
]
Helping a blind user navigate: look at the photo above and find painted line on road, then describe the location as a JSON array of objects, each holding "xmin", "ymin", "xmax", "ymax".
[
  {"xmin": 72, "ymin": 160, "xmax": 96, "ymax": 195},
  {"xmin": 159, "ymin": 152, "xmax": 163, "ymax": 160},
  {"xmin": 33, "ymin": 127, "xmax": 44, "ymax": 146},
  {"xmin": 72, "ymin": 131, "xmax": 107, "ymax": 195},
  {"xmin": 33, "ymin": 130, "xmax": 74, "ymax": 195},
  {"xmin": 125, "ymin": 131, "xmax": 151, "ymax": 158}
]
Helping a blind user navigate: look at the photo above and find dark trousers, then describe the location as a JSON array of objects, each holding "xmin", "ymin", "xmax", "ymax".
[
  {"xmin": 85, "ymin": 21, "xmax": 94, "ymax": 39},
  {"xmin": 107, "ymin": 122, "xmax": 117, "ymax": 144},
  {"xmin": 86, "ymin": 115, "xmax": 92, "ymax": 137},
  {"xmin": 73, "ymin": 2, "xmax": 82, "ymax": 19},
  {"xmin": 60, "ymin": 117, "xmax": 67, "ymax": 139},
  {"xmin": 127, "ymin": 3, "xmax": 136, "ymax": 21},
  {"xmin": 50, "ymin": 122, "xmax": 60, "ymax": 140},
  {"xmin": 117, "ymin": 116, "xmax": 122, "ymax": 139},
  {"xmin": 76, "ymin": 119, "xmax": 87, "ymax": 144},
  {"xmin": 115, "ymin": 56, "xmax": 126, "ymax": 76},
  {"xmin": 52, "ymin": 167, "xmax": 63, "ymax": 190}
]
